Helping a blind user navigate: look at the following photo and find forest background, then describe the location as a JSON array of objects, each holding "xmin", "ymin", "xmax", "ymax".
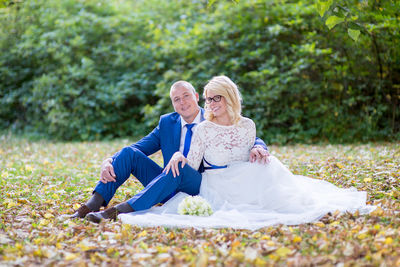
[{"xmin": 0, "ymin": 0, "xmax": 399, "ymax": 144}]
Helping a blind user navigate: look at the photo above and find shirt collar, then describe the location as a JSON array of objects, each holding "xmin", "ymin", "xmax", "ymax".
[{"xmin": 181, "ymin": 109, "xmax": 201, "ymax": 129}]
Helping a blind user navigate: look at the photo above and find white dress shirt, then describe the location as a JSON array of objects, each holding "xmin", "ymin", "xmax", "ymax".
[{"xmin": 179, "ymin": 110, "xmax": 202, "ymax": 154}]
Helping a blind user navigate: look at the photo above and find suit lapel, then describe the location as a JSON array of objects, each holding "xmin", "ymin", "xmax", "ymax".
[
  {"xmin": 172, "ymin": 116, "xmax": 181, "ymax": 152},
  {"xmin": 200, "ymin": 108, "xmax": 205, "ymax": 122}
]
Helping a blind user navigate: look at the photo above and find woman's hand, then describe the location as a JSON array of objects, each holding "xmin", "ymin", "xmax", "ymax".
[
  {"xmin": 99, "ymin": 158, "xmax": 116, "ymax": 183},
  {"xmin": 164, "ymin": 152, "xmax": 188, "ymax": 178},
  {"xmin": 249, "ymin": 146, "xmax": 270, "ymax": 164}
]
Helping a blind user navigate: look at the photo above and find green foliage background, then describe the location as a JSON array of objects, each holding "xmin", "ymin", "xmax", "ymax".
[{"xmin": 0, "ymin": 0, "xmax": 399, "ymax": 143}]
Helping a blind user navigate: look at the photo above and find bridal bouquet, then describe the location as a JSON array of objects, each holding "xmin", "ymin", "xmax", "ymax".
[{"xmin": 178, "ymin": 196, "xmax": 213, "ymax": 216}]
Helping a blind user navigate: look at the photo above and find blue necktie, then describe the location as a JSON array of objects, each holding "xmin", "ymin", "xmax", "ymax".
[{"xmin": 183, "ymin": 123, "xmax": 196, "ymax": 157}]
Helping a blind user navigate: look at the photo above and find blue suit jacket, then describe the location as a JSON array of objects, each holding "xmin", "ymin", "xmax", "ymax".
[{"xmin": 115, "ymin": 108, "xmax": 268, "ymax": 171}]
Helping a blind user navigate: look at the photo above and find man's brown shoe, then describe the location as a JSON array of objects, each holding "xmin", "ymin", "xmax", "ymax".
[
  {"xmin": 68, "ymin": 205, "xmax": 92, "ymax": 219},
  {"xmin": 58, "ymin": 205, "xmax": 95, "ymax": 221},
  {"xmin": 85, "ymin": 207, "xmax": 119, "ymax": 224}
]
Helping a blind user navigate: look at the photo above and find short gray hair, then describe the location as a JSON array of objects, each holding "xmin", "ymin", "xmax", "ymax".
[{"xmin": 170, "ymin": 81, "xmax": 197, "ymax": 96}]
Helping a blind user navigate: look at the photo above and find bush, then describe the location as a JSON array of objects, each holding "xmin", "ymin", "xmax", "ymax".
[{"xmin": 0, "ymin": 0, "xmax": 398, "ymax": 143}]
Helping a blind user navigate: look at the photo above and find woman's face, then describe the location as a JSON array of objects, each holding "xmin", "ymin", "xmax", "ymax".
[{"xmin": 206, "ymin": 90, "xmax": 228, "ymax": 118}]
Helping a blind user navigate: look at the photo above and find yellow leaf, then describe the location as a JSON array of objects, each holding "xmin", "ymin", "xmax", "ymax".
[
  {"xmin": 77, "ymin": 240, "xmax": 96, "ymax": 252},
  {"xmin": 167, "ymin": 232, "xmax": 175, "ymax": 239},
  {"xmin": 261, "ymin": 235, "xmax": 270, "ymax": 240},
  {"xmin": 314, "ymin": 222, "xmax": 325, "ymax": 227},
  {"xmin": 357, "ymin": 233, "xmax": 368, "ymax": 240},
  {"xmin": 252, "ymin": 232, "xmax": 261, "ymax": 239},
  {"xmin": 57, "ymin": 232, "xmax": 65, "ymax": 241},
  {"xmin": 374, "ymin": 224, "xmax": 381, "ymax": 230},
  {"xmin": 330, "ymin": 221, "xmax": 340, "ymax": 226},
  {"xmin": 15, "ymin": 243, "xmax": 24, "ymax": 250},
  {"xmin": 267, "ymin": 241, "xmax": 275, "ymax": 246},
  {"xmin": 33, "ymin": 238, "xmax": 43, "ymax": 245},
  {"xmin": 364, "ymin": 178, "xmax": 372, "ymax": 183},
  {"xmin": 114, "ymin": 233, "xmax": 122, "ymax": 240},
  {"xmin": 52, "ymin": 193, "xmax": 59, "ymax": 200},
  {"xmin": 139, "ymin": 241, "xmax": 148, "ymax": 250},
  {"xmin": 336, "ymin": 162, "xmax": 344, "ymax": 169},
  {"xmin": 371, "ymin": 206, "xmax": 384, "ymax": 216},
  {"xmin": 73, "ymin": 203, "xmax": 81, "ymax": 210},
  {"xmin": 44, "ymin": 213, "xmax": 54, "ymax": 219},
  {"xmin": 137, "ymin": 230, "xmax": 147, "ymax": 238},
  {"xmin": 312, "ymin": 235, "xmax": 318, "ymax": 241},
  {"xmin": 33, "ymin": 249, "xmax": 42, "ymax": 257},
  {"xmin": 33, "ymin": 247, "xmax": 49, "ymax": 258},
  {"xmin": 106, "ymin": 248, "xmax": 115, "ymax": 255},
  {"xmin": 275, "ymin": 247, "xmax": 292, "ymax": 258},
  {"xmin": 1, "ymin": 171, "xmax": 9, "ymax": 179},
  {"xmin": 293, "ymin": 236, "xmax": 302, "ymax": 243},
  {"xmin": 4, "ymin": 199, "xmax": 17, "ymax": 209},
  {"xmin": 254, "ymin": 257, "xmax": 267, "ymax": 266},
  {"xmin": 231, "ymin": 240, "xmax": 241, "ymax": 249},
  {"xmin": 39, "ymin": 219, "xmax": 50, "ymax": 226},
  {"xmin": 121, "ymin": 224, "xmax": 132, "ymax": 238},
  {"xmin": 65, "ymin": 252, "xmax": 78, "ymax": 260},
  {"xmin": 25, "ymin": 165, "xmax": 34, "ymax": 172},
  {"xmin": 385, "ymin": 237, "xmax": 393, "ymax": 245},
  {"xmin": 269, "ymin": 254, "xmax": 279, "ymax": 261},
  {"xmin": 230, "ymin": 251, "xmax": 244, "ymax": 260}
]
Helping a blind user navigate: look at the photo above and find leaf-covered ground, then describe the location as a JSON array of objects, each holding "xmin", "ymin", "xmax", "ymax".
[{"xmin": 1, "ymin": 135, "xmax": 399, "ymax": 266}]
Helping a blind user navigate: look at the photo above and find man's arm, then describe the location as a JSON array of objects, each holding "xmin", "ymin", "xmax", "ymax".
[
  {"xmin": 250, "ymin": 137, "xmax": 270, "ymax": 164},
  {"xmin": 100, "ymin": 120, "xmax": 162, "ymax": 183},
  {"xmin": 254, "ymin": 137, "xmax": 268, "ymax": 151},
  {"xmin": 111, "ymin": 124, "xmax": 162, "ymax": 161}
]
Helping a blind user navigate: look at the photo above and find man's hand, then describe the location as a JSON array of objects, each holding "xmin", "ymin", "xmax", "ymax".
[
  {"xmin": 99, "ymin": 158, "xmax": 116, "ymax": 183},
  {"xmin": 164, "ymin": 152, "xmax": 188, "ymax": 178},
  {"xmin": 249, "ymin": 145, "xmax": 270, "ymax": 164}
]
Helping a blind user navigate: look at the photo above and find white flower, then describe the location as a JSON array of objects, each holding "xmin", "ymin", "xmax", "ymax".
[{"xmin": 178, "ymin": 196, "xmax": 213, "ymax": 216}]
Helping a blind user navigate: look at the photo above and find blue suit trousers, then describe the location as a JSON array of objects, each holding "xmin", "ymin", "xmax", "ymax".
[{"xmin": 93, "ymin": 146, "xmax": 202, "ymax": 211}]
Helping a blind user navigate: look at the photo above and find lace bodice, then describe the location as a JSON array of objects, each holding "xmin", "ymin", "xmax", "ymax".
[{"xmin": 187, "ymin": 117, "xmax": 256, "ymax": 170}]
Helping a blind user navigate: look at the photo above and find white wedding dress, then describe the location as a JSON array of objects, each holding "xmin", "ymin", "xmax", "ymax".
[{"xmin": 119, "ymin": 117, "xmax": 375, "ymax": 230}]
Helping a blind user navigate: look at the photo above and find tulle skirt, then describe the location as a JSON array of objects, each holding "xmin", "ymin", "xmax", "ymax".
[{"xmin": 119, "ymin": 156, "xmax": 375, "ymax": 230}]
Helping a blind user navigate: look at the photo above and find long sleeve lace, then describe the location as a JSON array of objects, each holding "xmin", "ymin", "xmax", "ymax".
[
  {"xmin": 186, "ymin": 123, "xmax": 207, "ymax": 170},
  {"xmin": 187, "ymin": 117, "xmax": 256, "ymax": 170}
]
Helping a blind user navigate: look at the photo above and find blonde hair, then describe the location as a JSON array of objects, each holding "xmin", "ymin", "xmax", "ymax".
[{"xmin": 203, "ymin": 75, "xmax": 242, "ymax": 124}]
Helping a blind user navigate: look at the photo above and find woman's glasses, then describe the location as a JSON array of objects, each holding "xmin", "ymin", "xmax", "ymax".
[{"xmin": 205, "ymin": 95, "xmax": 222, "ymax": 104}]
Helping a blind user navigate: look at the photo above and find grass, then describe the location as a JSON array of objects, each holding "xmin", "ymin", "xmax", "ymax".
[{"xmin": 0, "ymin": 135, "xmax": 399, "ymax": 266}]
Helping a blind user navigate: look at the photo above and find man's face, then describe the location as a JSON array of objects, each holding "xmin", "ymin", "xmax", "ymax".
[{"xmin": 170, "ymin": 85, "xmax": 200, "ymax": 123}]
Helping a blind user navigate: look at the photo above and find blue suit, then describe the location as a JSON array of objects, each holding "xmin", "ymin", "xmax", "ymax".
[{"xmin": 94, "ymin": 108, "xmax": 268, "ymax": 211}]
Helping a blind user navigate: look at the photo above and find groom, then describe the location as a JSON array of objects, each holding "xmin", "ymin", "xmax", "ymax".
[{"xmin": 66, "ymin": 81, "xmax": 269, "ymax": 222}]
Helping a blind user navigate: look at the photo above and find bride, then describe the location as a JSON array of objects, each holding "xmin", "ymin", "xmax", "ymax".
[{"xmin": 119, "ymin": 76, "xmax": 375, "ymax": 229}]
